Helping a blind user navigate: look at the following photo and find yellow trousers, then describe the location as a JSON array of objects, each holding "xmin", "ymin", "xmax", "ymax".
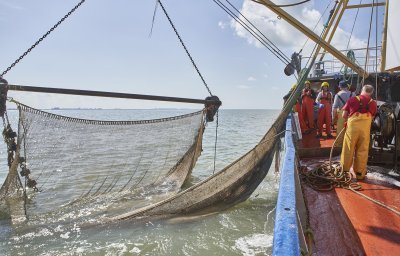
[
  {"xmin": 336, "ymin": 109, "xmax": 346, "ymax": 145},
  {"xmin": 340, "ymin": 113, "xmax": 372, "ymax": 179}
]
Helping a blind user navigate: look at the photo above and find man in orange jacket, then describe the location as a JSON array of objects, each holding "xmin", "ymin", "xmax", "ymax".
[
  {"xmin": 316, "ymin": 81, "xmax": 333, "ymax": 139},
  {"xmin": 301, "ymin": 81, "xmax": 315, "ymax": 133}
]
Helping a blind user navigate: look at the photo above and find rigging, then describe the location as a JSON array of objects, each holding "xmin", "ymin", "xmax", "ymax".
[
  {"xmin": 213, "ymin": 0, "xmax": 291, "ymax": 66},
  {"xmin": 0, "ymin": 0, "xmax": 86, "ymax": 78},
  {"xmin": 156, "ymin": 0, "xmax": 214, "ymax": 96}
]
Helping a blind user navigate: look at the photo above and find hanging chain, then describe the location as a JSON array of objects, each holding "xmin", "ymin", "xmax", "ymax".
[
  {"xmin": 157, "ymin": 0, "xmax": 213, "ymax": 96},
  {"xmin": 0, "ymin": 0, "xmax": 86, "ymax": 78}
]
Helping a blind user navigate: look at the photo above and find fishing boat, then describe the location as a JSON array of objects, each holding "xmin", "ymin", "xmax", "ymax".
[
  {"xmin": 0, "ymin": 0, "xmax": 398, "ymax": 255},
  {"xmin": 258, "ymin": 0, "xmax": 400, "ymax": 255}
]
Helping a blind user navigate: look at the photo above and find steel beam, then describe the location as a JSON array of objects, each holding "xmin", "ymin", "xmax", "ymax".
[
  {"xmin": 6, "ymin": 84, "xmax": 219, "ymax": 105},
  {"xmin": 346, "ymin": 2, "xmax": 385, "ymax": 9},
  {"xmin": 254, "ymin": 0, "xmax": 369, "ymax": 78}
]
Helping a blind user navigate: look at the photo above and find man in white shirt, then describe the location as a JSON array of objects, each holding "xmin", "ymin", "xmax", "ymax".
[{"xmin": 332, "ymin": 80, "xmax": 354, "ymax": 143}]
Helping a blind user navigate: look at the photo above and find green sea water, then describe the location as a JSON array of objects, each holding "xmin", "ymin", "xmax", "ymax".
[{"xmin": 0, "ymin": 109, "xmax": 281, "ymax": 255}]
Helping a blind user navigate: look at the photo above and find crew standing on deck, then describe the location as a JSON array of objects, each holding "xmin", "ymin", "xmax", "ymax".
[
  {"xmin": 332, "ymin": 80, "xmax": 354, "ymax": 143},
  {"xmin": 341, "ymin": 84, "xmax": 377, "ymax": 180},
  {"xmin": 284, "ymin": 83, "xmax": 307, "ymax": 133},
  {"xmin": 316, "ymin": 82, "xmax": 333, "ymax": 139},
  {"xmin": 301, "ymin": 81, "xmax": 315, "ymax": 133}
]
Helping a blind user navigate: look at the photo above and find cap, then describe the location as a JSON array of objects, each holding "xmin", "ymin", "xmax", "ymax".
[{"xmin": 339, "ymin": 80, "xmax": 348, "ymax": 88}]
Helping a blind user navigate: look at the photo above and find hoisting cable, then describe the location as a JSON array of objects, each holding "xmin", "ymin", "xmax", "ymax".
[
  {"xmin": 0, "ymin": 0, "xmax": 86, "ymax": 78},
  {"xmin": 256, "ymin": 0, "xmax": 311, "ymax": 8},
  {"xmin": 222, "ymin": 0, "xmax": 291, "ymax": 64},
  {"xmin": 361, "ymin": 0, "xmax": 375, "ymax": 87},
  {"xmin": 345, "ymin": 0, "xmax": 362, "ymax": 50},
  {"xmin": 299, "ymin": 0, "xmax": 334, "ymax": 55},
  {"xmin": 213, "ymin": 0, "xmax": 290, "ymax": 65},
  {"xmin": 374, "ymin": 0, "xmax": 378, "ymax": 99},
  {"xmin": 156, "ymin": 0, "xmax": 213, "ymax": 96}
]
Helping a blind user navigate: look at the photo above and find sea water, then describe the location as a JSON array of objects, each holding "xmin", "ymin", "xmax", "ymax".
[{"xmin": 0, "ymin": 109, "xmax": 281, "ymax": 255}]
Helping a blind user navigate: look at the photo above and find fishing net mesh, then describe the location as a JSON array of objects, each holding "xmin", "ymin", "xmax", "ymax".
[{"xmin": 0, "ymin": 101, "xmax": 205, "ymax": 219}]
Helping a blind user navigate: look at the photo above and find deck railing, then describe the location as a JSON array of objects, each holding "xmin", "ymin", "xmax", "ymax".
[{"xmin": 302, "ymin": 46, "xmax": 381, "ymax": 77}]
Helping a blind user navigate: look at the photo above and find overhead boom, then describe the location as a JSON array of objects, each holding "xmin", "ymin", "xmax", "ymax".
[{"xmin": 254, "ymin": 0, "xmax": 369, "ymax": 78}]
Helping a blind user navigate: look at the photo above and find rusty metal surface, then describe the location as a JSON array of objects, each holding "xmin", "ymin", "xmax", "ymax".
[{"xmin": 300, "ymin": 157, "xmax": 400, "ymax": 255}]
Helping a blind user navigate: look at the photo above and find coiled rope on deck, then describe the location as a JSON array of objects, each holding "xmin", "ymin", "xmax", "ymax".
[
  {"xmin": 300, "ymin": 127, "xmax": 362, "ymax": 191},
  {"xmin": 301, "ymin": 127, "xmax": 400, "ymax": 217}
]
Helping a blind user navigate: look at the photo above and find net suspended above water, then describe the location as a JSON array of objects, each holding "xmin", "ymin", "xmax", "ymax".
[{"xmin": 0, "ymin": 100, "xmax": 206, "ymax": 221}]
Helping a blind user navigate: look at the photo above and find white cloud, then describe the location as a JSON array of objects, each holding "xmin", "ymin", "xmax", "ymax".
[
  {"xmin": 247, "ymin": 76, "xmax": 256, "ymax": 81},
  {"xmin": 231, "ymin": 0, "xmax": 367, "ymax": 58},
  {"xmin": 237, "ymin": 85, "xmax": 251, "ymax": 89},
  {"xmin": 218, "ymin": 21, "xmax": 227, "ymax": 29}
]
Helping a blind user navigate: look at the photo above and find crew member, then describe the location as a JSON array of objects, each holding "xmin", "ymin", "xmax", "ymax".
[
  {"xmin": 301, "ymin": 81, "xmax": 315, "ymax": 133},
  {"xmin": 332, "ymin": 80, "xmax": 354, "ymax": 143},
  {"xmin": 284, "ymin": 83, "xmax": 307, "ymax": 133},
  {"xmin": 316, "ymin": 81, "xmax": 333, "ymax": 138},
  {"xmin": 341, "ymin": 84, "xmax": 377, "ymax": 180}
]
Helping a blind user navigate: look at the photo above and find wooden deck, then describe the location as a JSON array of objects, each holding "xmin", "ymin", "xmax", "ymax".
[{"xmin": 298, "ymin": 131, "xmax": 400, "ymax": 255}]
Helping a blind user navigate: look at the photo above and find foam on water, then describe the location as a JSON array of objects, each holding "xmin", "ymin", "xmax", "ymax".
[
  {"xmin": 0, "ymin": 109, "xmax": 281, "ymax": 255},
  {"xmin": 234, "ymin": 233, "xmax": 273, "ymax": 256}
]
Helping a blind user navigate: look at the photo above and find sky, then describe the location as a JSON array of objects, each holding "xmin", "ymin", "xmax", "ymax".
[{"xmin": 0, "ymin": 0, "xmax": 384, "ymax": 109}]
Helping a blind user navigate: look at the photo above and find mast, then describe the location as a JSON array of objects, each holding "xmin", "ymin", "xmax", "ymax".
[
  {"xmin": 319, "ymin": 0, "xmax": 348, "ymax": 62},
  {"xmin": 380, "ymin": 0, "xmax": 389, "ymax": 72},
  {"xmin": 254, "ymin": 0, "xmax": 369, "ymax": 78}
]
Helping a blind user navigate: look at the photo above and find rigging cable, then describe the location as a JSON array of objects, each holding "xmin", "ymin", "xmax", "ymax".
[
  {"xmin": 214, "ymin": 0, "xmax": 290, "ymax": 65},
  {"xmin": 213, "ymin": 0, "xmax": 291, "ymax": 66},
  {"xmin": 223, "ymin": 0, "xmax": 291, "ymax": 63},
  {"xmin": 253, "ymin": 0, "xmax": 311, "ymax": 8},
  {"xmin": 345, "ymin": 0, "xmax": 362, "ymax": 50},
  {"xmin": 0, "ymin": 0, "xmax": 86, "ymax": 78},
  {"xmin": 157, "ymin": 0, "xmax": 214, "ymax": 96},
  {"xmin": 375, "ymin": 0, "xmax": 378, "ymax": 99},
  {"xmin": 362, "ymin": 0, "xmax": 375, "ymax": 86},
  {"xmin": 299, "ymin": 0, "xmax": 334, "ymax": 54}
]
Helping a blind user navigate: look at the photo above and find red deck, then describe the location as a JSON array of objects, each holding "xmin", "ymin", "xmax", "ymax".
[{"xmin": 298, "ymin": 130, "xmax": 400, "ymax": 255}]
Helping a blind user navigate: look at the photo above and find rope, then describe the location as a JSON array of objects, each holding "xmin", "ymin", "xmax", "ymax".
[
  {"xmin": 345, "ymin": 0, "xmax": 362, "ymax": 50},
  {"xmin": 255, "ymin": 0, "xmax": 311, "ymax": 8},
  {"xmin": 301, "ymin": 126, "xmax": 400, "ymax": 217},
  {"xmin": 223, "ymin": 0, "xmax": 291, "ymax": 63},
  {"xmin": 299, "ymin": 0, "xmax": 334, "ymax": 54},
  {"xmin": 300, "ymin": 127, "xmax": 361, "ymax": 191},
  {"xmin": 213, "ymin": 0, "xmax": 291, "ymax": 66},
  {"xmin": 157, "ymin": 0, "xmax": 213, "ymax": 96},
  {"xmin": 0, "ymin": 0, "xmax": 86, "ymax": 78},
  {"xmin": 374, "ymin": 0, "xmax": 378, "ymax": 99},
  {"xmin": 348, "ymin": 186, "xmax": 400, "ymax": 216},
  {"xmin": 213, "ymin": 110, "xmax": 219, "ymax": 174},
  {"xmin": 361, "ymin": 0, "xmax": 375, "ymax": 85},
  {"xmin": 11, "ymin": 99, "xmax": 204, "ymax": 126}
]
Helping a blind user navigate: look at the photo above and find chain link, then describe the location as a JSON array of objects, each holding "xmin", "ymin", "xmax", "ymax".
[
  {"xmin": 157, "ymin": 0, "xmax": 213, "ymax": 96},
  {"xmin": 0, "ymin": 0, "xmax": 86, "ymax": 78}
]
